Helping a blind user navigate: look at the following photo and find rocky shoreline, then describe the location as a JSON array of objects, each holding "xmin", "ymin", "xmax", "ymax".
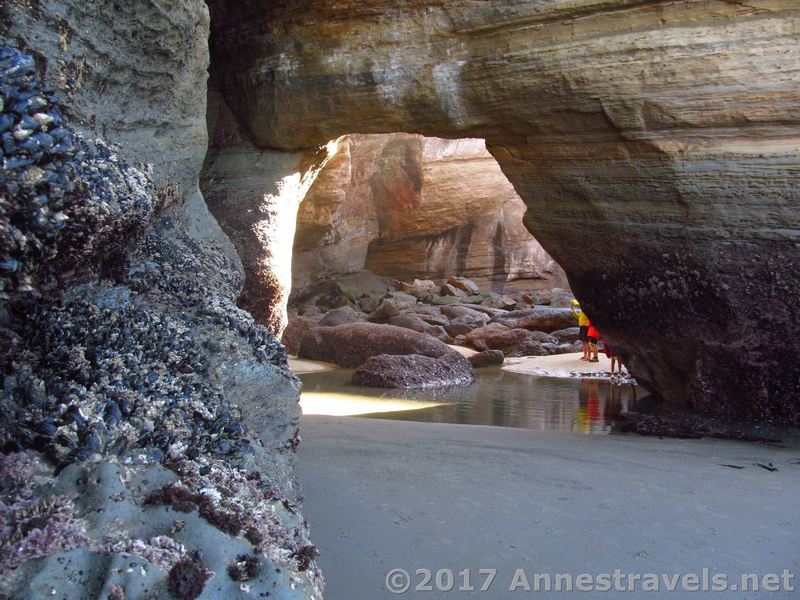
[{"xmin": 284, "ymin": 271, "xmax": 584, "ymax": 389}]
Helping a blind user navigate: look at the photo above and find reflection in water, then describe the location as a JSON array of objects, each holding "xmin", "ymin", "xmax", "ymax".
[
  {"xmin": 300, "ymin": 392, "xmax": 447, "ymax": 416},
  {"xmin": 299, "ymin": 368, "xmax": 639, "ymax": 435},
  {"xmin": 573, "ymin": 378, "xmax": 637, "ymax": 434}
]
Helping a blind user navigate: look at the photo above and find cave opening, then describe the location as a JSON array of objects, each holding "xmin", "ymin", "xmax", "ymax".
[
  {"xmin": 276, "ymin": 133, "xmax": 639, "ymax": 430},
  {"xmin": 288, "ymin": 133, "xmax": 570, "ymax": 320},
  {"xmin": 1, "ymin": 4, "xmax": 798, "ymax": 599},
  {"xmin": 198, "ymin": 0, "xmax": 800, "ymax": 426}
]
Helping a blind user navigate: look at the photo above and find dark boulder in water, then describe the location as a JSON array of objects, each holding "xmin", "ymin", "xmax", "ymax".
[{"xmin": 352, "ymin": 351, "xmax": 475, "ymax": 388}]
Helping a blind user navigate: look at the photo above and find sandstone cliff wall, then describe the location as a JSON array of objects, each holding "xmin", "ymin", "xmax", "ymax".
[
  {"xmin": 210, "ymin": 0, "xmax": 800, "ymax": 421},
  {"xmin": 292, "ymin": 133, "xmax": 567, "ymax": 300}
]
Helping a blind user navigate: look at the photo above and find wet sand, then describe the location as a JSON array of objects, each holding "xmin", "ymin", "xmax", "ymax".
[
  {"xmin": 288, "ymin": 355, "xmax": 337, "ymax": 374},
  {"xmin": 504, "ymin": 352, "xmax": 619, "ymax": 379},
  {"xmin": 297, "ymin": 416, "xmax": 799, "ymax": 600}
]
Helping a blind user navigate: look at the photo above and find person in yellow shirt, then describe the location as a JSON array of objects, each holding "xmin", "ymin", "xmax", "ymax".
[{"xmin": 571, "ymin": 299, "xmax": 591, "ymax": 360}]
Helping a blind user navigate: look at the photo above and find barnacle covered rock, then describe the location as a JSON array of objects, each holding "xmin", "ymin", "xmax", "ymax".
[
  {"xmin": 0, "ymin": 48, "xmax": 321, "ymax": 599},
  {"xmin": 0, "ymin": 48, "xmax": 155, "ymax": 300}
]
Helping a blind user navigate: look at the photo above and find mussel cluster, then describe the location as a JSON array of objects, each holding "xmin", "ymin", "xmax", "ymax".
[
  {"xmin": 1, "ymin": 48, "xmax": 292, "ymax": 474},
  {"xmin": 2, "ymin": 288, "xmax": 252, "ymax": 470},
  {"xmin": 0, "ymin": 46, "xmax": 153, "ymax": 299}
]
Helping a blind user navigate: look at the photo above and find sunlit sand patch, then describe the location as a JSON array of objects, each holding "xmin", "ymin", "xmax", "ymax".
[
  {"xmin": 447, "ymin": 344, "xmax": 478, "ymax": 357},
  {"xmin": 503, "ymin": 352, "xmax": 613, "ymax": 379},
  {"xmin": 300, "ymin": 392, "xmax": 447, "ymax": 417},
  {"xmin": 289, "ymin": 356, "xmax": 338, "ymax": 374}
]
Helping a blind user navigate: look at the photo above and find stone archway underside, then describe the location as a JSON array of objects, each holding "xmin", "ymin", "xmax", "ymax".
[{"xmin": 204, "ymin": 0, "xmax": 800, "ymax": 421}]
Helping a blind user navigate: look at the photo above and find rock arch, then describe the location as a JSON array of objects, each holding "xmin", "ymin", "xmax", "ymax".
[{"xmin": 205, "ymin": 0, "xmax": 800, "ymax": 420}]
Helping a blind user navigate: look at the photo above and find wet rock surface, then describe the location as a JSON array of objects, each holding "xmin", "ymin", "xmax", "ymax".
[
  {"xmin": 0, "ymin": 49, "xmax": 154, "ymax": 301},
  {"xmin": 464, "ymin": 323, "xmax": 557, "ymax": 358},
  {"xmin": 298, "ymin": 323, "xmax": 455, "ymax": 369},
  {"xmin": 211, "ymin": 0, "xmax": 800, "ymax": 422},
  {"xmin": 352, "ymin": 352, "xmax": 475, "ymax": 389},
  {"xmin": 468, "ymin": 349, "xmax": 505, "ymax": 369},
  {"xmin": 0, "ymin": 48, "xmax": 321, "ymax": 599}
]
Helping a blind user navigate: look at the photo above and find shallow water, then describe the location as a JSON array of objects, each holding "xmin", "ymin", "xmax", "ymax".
[{"xmin": 299, "ymin": 368, "xmax": 640, "ymax": 435}]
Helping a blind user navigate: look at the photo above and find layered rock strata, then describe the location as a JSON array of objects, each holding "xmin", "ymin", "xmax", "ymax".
[
  {"xmin": 292, "ymin": 134, "xmax": 566, "ymax": 300},
  {"xmin": 201, "ymin": 74, "xmax": 336, "ymax": 335},
  {"xmin": 210, "ymin": 0, "xmax": 800, "ymax": 421}
]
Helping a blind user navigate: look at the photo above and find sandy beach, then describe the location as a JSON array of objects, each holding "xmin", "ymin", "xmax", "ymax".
[
  {"xmin": 503, "ymin": 352, "xmax": 619, "ymax": 379},
  {"xmin": 297, "ymin": 416, "xmax": 799, "ymax": 600}
]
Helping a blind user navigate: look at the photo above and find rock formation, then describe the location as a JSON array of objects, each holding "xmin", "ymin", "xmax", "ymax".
[
  {"xmin": 0, "ymin": 2, "xmax": 322, "ymax": 596},
  {"xmin": 298, "ymin": 322, "xmax": 456, "ymax": 369},
  {"xmin": 2, "ymin": 1, "xmax": 799, "ymax": 597},
  {"xmin": 209, "ymin": 0, "xmax": 800, "ymax": 422},
  {"xmin": 353, "ymin": 352, "xmax": 475, "ymax": 388},
  {"xmin": 201, "ymin": 71, "xmax": 336, "ymax": 335},
  {"xmin": 297, "ymin": 322, "xmax": 475, "ymax": 388},
  {"xmin": 292, "ymin": 134, "xmax": 567, "ymax": 301}
]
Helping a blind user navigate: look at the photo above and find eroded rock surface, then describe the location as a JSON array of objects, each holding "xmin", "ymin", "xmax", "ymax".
[
  {"xmin": 298, "ymin": 323, "xmax": 454, "ymax": 369},
  {"xmin": 210, "ymin": 0, "xmax": 800, "ymax": 420},
  {"xmin": 0, "ymin": 5, "xmax": 323, "ymax": 593},
  {"xmin": 292, "ymin": 134, "xmax": 566, "ymax": 300},
  {"xmin": 353, "ymin": 352, "xmax": 475, "ymax": 388}
]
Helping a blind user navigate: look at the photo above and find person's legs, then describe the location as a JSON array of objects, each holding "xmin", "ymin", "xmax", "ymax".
[
  {"xmin": 588, "ymin": 336, "xmax": 598, "ymax": 361},
  {"xmin": 578, "ymin": 326, "xmax": 589, "ymax": 359}
]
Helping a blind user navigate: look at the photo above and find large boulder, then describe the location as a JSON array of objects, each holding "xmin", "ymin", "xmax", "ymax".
[
  {"xmin": 468, "ymin": 349, "xmax": 505, "ymax": 368},
  {"xmin": 298, "ymin": 322, "xmax": 453, "ymax": 368},
  {"xmin": 481, "ymin": 294, "xmax": 518, "ymax": 310},
  {"xmin": 447, "ymin": 276, "xmax": 481, "ymax": 295},
  {"xmin": 388, "ymin": 314, "xmax": 437, "ymax": 334},
  {"xmin": 440, "ymin": 282, "xmax": 468, "ymax": 298},
  {"xmin": 372, "ymin": 296, "xmax": 417, "ymax": 320},
  {"xmin": 492, "ymin": 307, "xmax": 576, "ymax": 333},
  {"xmin": 401, "ymin": 279, "xmax": 439, "ymax": 300},
  {"xmin": 319, "ymin": 305, "xmax": 362, "ymax": 327},
  {"xmin": 281, "ymin": 316, "xmax": 320, "ymax": 355},
  {"xmin": 336, "ymin": 271, "xmax": 393, "ymax": 302},
  {"xmin": 445, "ymin": 312, "xmax": 489, "ymax": 337},
  {"xmin": 550, "ymin": 327, "xmax": 581, "ymax": 344},
  {"xmin": 463, "ymin": 323, "xmax": 551, "ymax": 357},
  {"xmin": 352, "ymin": 352, "xmax": 474, "ymax": 388}
]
